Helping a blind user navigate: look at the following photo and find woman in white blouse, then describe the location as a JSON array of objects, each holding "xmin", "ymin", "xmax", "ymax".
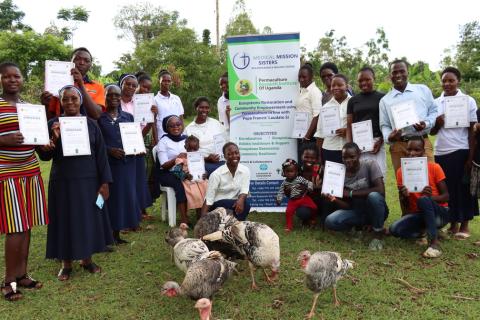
[
  {"xmin": 201, "ymin": 142, "xmax": 251, "ymax": 220},
  {"xmin": 185, "ymin": 97, "xmax": 227, "ymax": 176},
  {"xmin": 156, "ymin": 115, "xmax": 189, "ymax": 224}
]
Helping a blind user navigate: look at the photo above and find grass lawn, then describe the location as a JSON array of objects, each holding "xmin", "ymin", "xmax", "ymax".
[{"xmin": 1, "ymin": 140, "xmax": 480, "ymax": 320}]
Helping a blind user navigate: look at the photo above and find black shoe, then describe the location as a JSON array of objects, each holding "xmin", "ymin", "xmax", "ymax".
[{"xmin": 114, "ymin": 238, "xmax": 129, "ymax": 245}]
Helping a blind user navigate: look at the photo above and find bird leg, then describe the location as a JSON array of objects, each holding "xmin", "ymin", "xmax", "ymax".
[
  {"xmin": 263, "ymin": 269, "xmax": 274, "ymax": 284},
  {"xmin": 332, "ymin": 286, "xmax": 340, "ymax": 306},
  {"xmin": 305, "ymin": 293, "xmax": 320, "ymax": 319},
  {"xmin": 248, "ymin": 261, "xmax": 258, "ymax": 290}
]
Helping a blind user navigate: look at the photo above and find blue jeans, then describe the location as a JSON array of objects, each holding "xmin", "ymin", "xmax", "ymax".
[
  {"xmin": 325, "ymin": 192, "xmax": 389, "ymax": 232},
  {"xmin": 210, "ymin": 198, "xmax": 250, "ymax": 221},
  {"xmin": 389, "ymin": 197, "xmax": 449, "ymax": 240},
  {"xmin": 205, "ymin": 161, "xmax": 225, "ymax": 177}
]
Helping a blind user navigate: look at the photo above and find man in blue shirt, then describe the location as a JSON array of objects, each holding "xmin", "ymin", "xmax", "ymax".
[{"xmin": 379, "ymin": 59, "xmax": 437, "ymax": 173}]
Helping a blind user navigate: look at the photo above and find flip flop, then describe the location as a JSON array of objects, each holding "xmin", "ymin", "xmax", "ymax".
[{"xmin": 454, "ymin": 232, "xmax": 471, "ymax": 240}]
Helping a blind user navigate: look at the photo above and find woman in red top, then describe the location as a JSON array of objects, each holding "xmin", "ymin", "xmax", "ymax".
[
  {"xmin": 389, "ymin": 137, "xmax": 450, "ymax": 258},
  {"xmin": 0, "ymin": 62, "xmax": 49, "ymax": 301}
]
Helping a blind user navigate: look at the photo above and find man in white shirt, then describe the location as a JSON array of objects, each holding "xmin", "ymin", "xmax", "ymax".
[
  {"xmin": 154, "ymin": 70, "xmax": 184, "ymax": 142},
  {"xmin": 217, "ymin": 73, "xmax": 230, "ymax": 131}
]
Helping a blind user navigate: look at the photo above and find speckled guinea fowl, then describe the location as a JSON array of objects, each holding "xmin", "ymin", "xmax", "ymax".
[
  {"xmin": 298, "ymin": 250, "xmax": 354, "ymax": 319},
  {"xmin": 202, "ymin": 221, "xmax": 280, "ymax": 289}
]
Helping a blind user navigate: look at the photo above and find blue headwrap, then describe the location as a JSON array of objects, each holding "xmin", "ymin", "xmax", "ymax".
[{"xmin": 161, "ymin": 115, "xmax": 187, "ymax": 142}]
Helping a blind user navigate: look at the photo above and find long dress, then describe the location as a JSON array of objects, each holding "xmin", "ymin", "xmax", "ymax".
[
  {"xmin": 98, "ymin": 110, "xmax": 140, "ymax": 231},
  {"xmin": 39, "ymin": 117, "xmax": 113, "ymax": 260},
  {"xmin": 0, "ymin": 98, "xmax": 48, "ymax": 234}
]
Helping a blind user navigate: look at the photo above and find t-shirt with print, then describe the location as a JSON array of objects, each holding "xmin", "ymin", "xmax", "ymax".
[{"xmin": 344, "ymin": 159, "xmax": 383, "ymax": 191}]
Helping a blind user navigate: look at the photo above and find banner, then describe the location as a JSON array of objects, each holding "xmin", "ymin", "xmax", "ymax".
[{"xmin": 226, "ymin": 33, "xmax": 300, "ymax": 211}]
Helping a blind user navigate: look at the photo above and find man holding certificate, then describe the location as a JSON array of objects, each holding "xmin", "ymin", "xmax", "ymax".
[
  {"xmin": 294, "ymin": 64, "xmax": 322, "ymax": 161},
  {"xmin": 379, "ymin": 59, "xmax": 437, "ymax": 172},
  {"xmin": 390, "ymin": 137, "xmax": 450, "ymax": 258},
  {"xmin": 41, "ymin": 47, "xmax": 105, "ymax": 120},
  {"xmin": 324, "ymin": 143, "xmax": 388, "ymax": 250}
]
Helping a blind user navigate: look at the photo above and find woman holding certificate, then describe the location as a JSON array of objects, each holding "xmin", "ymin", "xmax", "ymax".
[
  {"xmin": 346, "ymin": 67, "xmax": 386, "ymax": 175},
  {"xmin": 98, "ymin": 85, "xmax": 140, "ymax": 244},
  {"xmin": 0, "ymin": 62, "xmax": 48, "ymax": 301},
  {"xmin": 314, "ymin": 74, "xmax": 351, "ymax": 164},
  {"xmin": 184, "ymin": 97, "xmax": 227, "ymax": 176},
  {"xmin": 156, "ymin": 115, "xmax": 189, "ymax": 224},
  {"xmin": 390, "ymin": 137, "xmax": 450, "ymax": 258},
  {"xmin": 38, "ymin": 85, "xmax": 114, "ymax": 280},
  {"xmin": 119, "ymin": 74, "xmax": 154, "ymax": 221},
  {"xmin": 429, "ymin": 67, "xmax": 478, "ymax": 239}
]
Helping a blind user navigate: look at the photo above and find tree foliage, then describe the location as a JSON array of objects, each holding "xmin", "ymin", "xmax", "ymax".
[
  {"xmin": 454, "ymin": 21, "xmax": 480, "ymax": 82},
  {"xmin": 0, "ymin": 0, "xmax": 30, "ymax": 31},
  {"xmin": 53, "ymin": 6, "xmax": 89, "ymax": 42}
]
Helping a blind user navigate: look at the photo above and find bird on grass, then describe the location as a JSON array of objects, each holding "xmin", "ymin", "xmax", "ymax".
[
  {"xmin": 298, "ymin": 251, "xmax": 354, "ymax": 319},
  {"xmin": 165, "ymin": 224, "xmax": 210, "ymax": 273},
  {"xmin": 161, "ymin": 251, "xmax": 237, "ymax": 300},
  {"xmin": 202, "ymin": 221, "xmax": 280, "ymax": 290},
  {"xmin": 194, "ymin": 298, "xmax": 212, "ymax": 320}
]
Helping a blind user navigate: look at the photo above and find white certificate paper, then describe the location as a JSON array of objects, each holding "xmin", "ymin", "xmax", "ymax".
[
  {"xmin": 391, "ymin": 100, "xmax": 419, "ymax": 130},
  {"xmin": 187, "ymin": 152, "xmax": 205, "ymax": 181},
  {"xmin": 45, "ymin": 60, "xmax": 74, "ymax": 96},
  {"xmin": 119, "ymin": 122, "xmax": 146, "ymax": 155},
  {"xmin": 320, "ymin": 105, "xmax": 341, "ymax": 137},
  {"xmin": 59, "ymin": 117, "xmax": 91, "ymax": 156},
  {"xmin": 291, "ymin": 112, "xmax": 310, "ymax": 138},
  {"xmin": 352, "ymin": 120, "xmax": 374, "ymax": 152},
  {"xmin": 444, "ymin": 96, "xmax": 470, "ymax": 128},
  {"xmin": 321, "ymin": 161, "xmax": 346, "ymax": 198},
  {"xmin": 213, "ymin": 133, "xmax": 226, "ymax": 160},
  {"xmin": 16, "ymin": 104, "xmax": 49, "ymax": 145},
  {"xmin": 133, "ymin": 93, "xmax": 155, "ymax": 123},
  {"xmin": 401, "ymin": 157, "xmax": 428, "ymax": 193}
]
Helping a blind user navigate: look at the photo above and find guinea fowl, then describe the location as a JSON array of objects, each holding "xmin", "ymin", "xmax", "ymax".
[
  {"xmin": 165, "ymin": 224, "xmax": 210, "ymax": 273},
  {"xmin": 298, "ymin": 250, "xmax": 354, "ymax": 319},
  {"xmin": 194, "ymin": 207, "xmax": 242, "ymax": 259},
  {"xmin": 161, "ymin": 251, "xmax": 237, "ymax": 301},
  {"xmin": 202, "ymin": 221, "xmax": 280, "ymax": 289}
]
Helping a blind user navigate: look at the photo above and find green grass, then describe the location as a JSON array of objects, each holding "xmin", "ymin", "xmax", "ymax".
[{"xmin": 1, "ymin": 141, "xmax": 480, "ymax": 319}]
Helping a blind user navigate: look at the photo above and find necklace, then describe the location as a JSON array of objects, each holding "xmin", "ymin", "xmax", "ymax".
[{"xmin": 108, "ymin": 111, "xmax": 119, "ymax": 125}]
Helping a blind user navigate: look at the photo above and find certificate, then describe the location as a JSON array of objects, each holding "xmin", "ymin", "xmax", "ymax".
[
  {"xmin": 321, "ymin": 161, "xmax": 346, "ymax": 198},
  {"xmin": 187, "ymin": 152, "xmax": 205, "ymax": 181},
  {"xmin": 45, "ymin": 60, "xmax": 74, "ymax": 96},
  {"xmin": 352, "ymin": 120, "xmax": 374, "ymax": 152},
  {"xmin": 16, "ymin": 103, "xmax": 49, "ymax": 145},
  {"xmin": 59, "ymin": 116, "xmax": 91, "ymax": 156},
  {"xmin": 133, "ymin": 93, "xmax": 155, "ymax": 123},
  {"xmin": 390, "ymin": 100, "xmax": 419, "ymax": 130},
  {"xmin": 291, "ymin": 112, "xmax": 310, "ymax": 138},
  {"xmin": 119, "ymin": 122, "xmax": 146, "ymax": 155},
  {"xmin": 444, "ymin": 96, "xmax": 469, "ymax": 128},
  {"xmin": 401, "ymin": 157, "xmax": 428, "ymax": 193},
  {"xmin": 213, "ymin": 133, "xmax": 226, "ymax": 160},
  {"xmin": 320, "ymin": 105, "xmax": 341, "ymax": 137}
]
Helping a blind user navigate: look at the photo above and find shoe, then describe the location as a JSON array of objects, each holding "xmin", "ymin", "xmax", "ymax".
[
  {"xmin": 368, "ymin": 238, "xmax": 384, "ymax": 251},
  {"xmin": 57, "ymin": 268, "xmax": 72, "ymax": 281},
  {"xmin": 1, "ymin": 282, "xmax": 22, "ymax": 301},
  {"xmin": 16, "ymin": 274, "xmax": 42, "ymax": 289},
  {"xmin": 422, "ymin": 246, "xmax": 442, "ymax": 258},
  {"xmin": 80, "ymin": 262, "xmax": 101, "ymax": 274},
  {"xmin": 454, "ymin": 232, "xmax": 470, "ymax": 240}
]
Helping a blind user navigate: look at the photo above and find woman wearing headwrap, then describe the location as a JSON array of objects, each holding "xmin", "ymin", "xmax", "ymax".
[
  {"xmin": 155, "ymin": 115, "xmax": 189, "ymax": 224},
  {"xmin": 38, "ymin": 85, "xmax": 113, "ymax": 281},
  {"xmin": 118, "ymin": 74, "xmax": 155, "ymax": 222},
  {"xmin": 98, "ymin": 85, "xmax": 140, "ymax": 244}
]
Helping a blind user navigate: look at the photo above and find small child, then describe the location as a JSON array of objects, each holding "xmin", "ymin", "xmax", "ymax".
[
  {"xmin": 171, "ymin": 136, "xmax": 208, "ymax": 211},
  {"xmin": 276, "ymin": 159, "xmax": 317, "ymax": 231}
]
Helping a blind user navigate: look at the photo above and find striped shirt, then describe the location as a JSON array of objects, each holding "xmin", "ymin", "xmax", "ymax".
[
  {"xmin": 276, "ymin": 176, "xmax": 313, "ymax": 201},
  {"xmin": 0, "ymin": 98, "xmax": 40, "ymax": 181}
]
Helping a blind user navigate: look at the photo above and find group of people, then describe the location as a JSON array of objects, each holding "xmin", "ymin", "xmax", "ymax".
[
  {"xmin": 281, "ymin": 59, "xmax": 479, "ymax": 259},
  {"xmin": 0, "ymin": 45, "xmax": 478, "ymax": 303}
]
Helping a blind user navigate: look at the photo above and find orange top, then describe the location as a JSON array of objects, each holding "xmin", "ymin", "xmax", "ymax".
[
  {"xmin": 48, "ymin": 78, "xmax": 105, "ymax": 118},
  {"xmin": 396, "ymin": 162, "xmax": 447, "ymax": 213}
]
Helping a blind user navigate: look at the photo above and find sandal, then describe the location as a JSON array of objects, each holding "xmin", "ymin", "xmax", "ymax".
[
  {"xmin": 57, "ymin": 267, "xmax": 73, "ymax": 281},
  {"xmin": 16, "ymin": 274, "xmax": 42, "ymax": 289},
  {"xmin": 422, "ymin": 246, "xmax": 442, "ymax": 258},
  {"xmin": 80, "ymin": 262, "xmax": 101, "ymax": 274},
  {"xmin": 2, "ymin": 282, "xmax": 23, "ymax": 301},
  {"xmin": 454, "ymin": 232, "xmax": 471, "ymax": 240}
]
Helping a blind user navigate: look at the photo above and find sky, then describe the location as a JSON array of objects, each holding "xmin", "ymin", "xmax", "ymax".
[{"xmin": 14, "ymin": 0, "xmax": 480, "ymax": 74}]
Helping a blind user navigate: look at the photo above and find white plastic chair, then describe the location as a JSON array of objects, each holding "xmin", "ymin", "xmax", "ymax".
[{"xmin": 152, "ymin": 145, "xmax": 177, "ymax": 227}]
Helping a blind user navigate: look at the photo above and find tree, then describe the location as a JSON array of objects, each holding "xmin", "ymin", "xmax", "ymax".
[
  {"xmin": 202, "ymin": 29, "xmax": 211, "ymax": 46},
  {"xmin": 55, "ymin": 6, "xmax": 89, "ymax": 42},
  {"xmin": 113, "ymin": 2, "xmax": 186, "ymax": 46},
  {"xmin": 0, "ymin": 0, "xmax": 30, "ymax": 31},
  {"xmin": 454, "ymin": 21, "xmax": 480, "ymax": 81}
]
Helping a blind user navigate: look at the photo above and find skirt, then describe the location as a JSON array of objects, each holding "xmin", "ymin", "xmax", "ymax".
[
  {"xmin": 46, "ymin": 178, "xmax": 113, "ymax": 260},
  {"xmin": 183, "ymin": 180, "xmax": 208, "ymax": 209},
  {"xmin": 436, "ymin": 150, "xmax": 479, "ymax": 223},
  {"xmin": 0, "ymin": 175, "xmax": 48, "ymax": 234}
]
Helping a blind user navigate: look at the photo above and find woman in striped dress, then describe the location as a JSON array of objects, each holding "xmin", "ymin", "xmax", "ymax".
[{"xmin": 0, "ymin": 62, "xmax": 48, "ymax": 301}]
